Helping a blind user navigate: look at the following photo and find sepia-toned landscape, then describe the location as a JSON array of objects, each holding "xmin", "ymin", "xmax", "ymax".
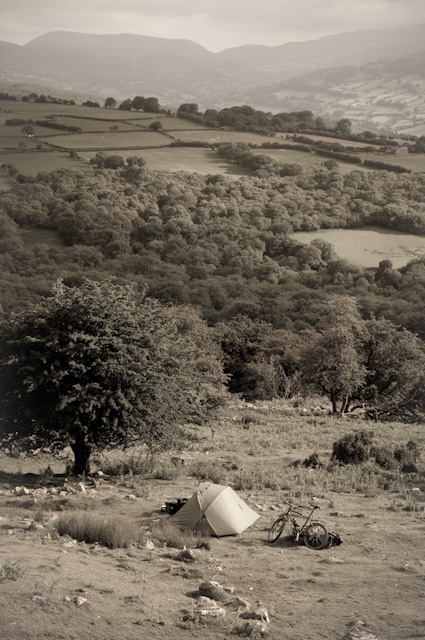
[{"xmin": 1, "ymin": 5, "xmax": 425, "ymax": 640}]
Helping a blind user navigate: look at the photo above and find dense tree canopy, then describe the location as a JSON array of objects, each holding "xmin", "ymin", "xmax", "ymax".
[{"xmin": 0, "ymin": 279, "xmax": 228, "ymax": 473}]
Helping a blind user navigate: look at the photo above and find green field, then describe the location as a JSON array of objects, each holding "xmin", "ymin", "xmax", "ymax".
[
  {"xmin": 78, "ymin": 147, "xmax": 250, "ymax": 177},
  {"xmin": 293, "ymin": 225, "xmax": 425, "ymax": 268},
  {"xmin": 357, "ymin": 151, "xmax": 425, "ymax": 172},
  {"xmin": 39, "ymin": 130, "xmax": 168, "ymax": 149},
  {"xmin": 0, "ymin": 151, "xmax": 85, "ymax": 175},
  {"xmin": 39, "ymin": 117, "xmax": 140, "ymax": 133}
]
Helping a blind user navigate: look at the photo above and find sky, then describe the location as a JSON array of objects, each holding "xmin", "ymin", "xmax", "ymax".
[{"xmin": 1, "ymin": 0, "xmax": 425, "ymax": 52}]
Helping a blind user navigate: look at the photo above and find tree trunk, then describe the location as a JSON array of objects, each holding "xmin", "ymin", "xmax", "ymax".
[
  {"xmin": 71, "ymin": 440, "xmax": 91, "ymax": 476},
  {"xmin": 331, "ymin": 396, "xmax": 338, "ymax": 414}
]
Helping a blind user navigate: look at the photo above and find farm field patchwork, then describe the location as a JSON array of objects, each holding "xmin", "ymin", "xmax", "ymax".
[{"xmin": 293, "ymin": 225, "xmax": 425, "ymax": 268}]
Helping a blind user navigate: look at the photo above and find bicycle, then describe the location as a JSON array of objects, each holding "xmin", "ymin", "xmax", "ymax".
[{"xmin": 268, "ymin": 500, "xmax": 329, "ymax": 550}]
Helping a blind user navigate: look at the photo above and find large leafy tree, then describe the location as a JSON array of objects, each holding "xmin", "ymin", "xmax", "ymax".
[
  {"xmin": 0, "ymin": 278, "xmax": 226, "ymax": 474},
  {"xmin": 301, "ymin": 296, "xmax": 425, "ymax": 413}
]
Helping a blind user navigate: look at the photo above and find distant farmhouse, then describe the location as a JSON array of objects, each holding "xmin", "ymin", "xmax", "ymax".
[{"xmin": 386, "ymin": 146, "xmax": 409, "ymax": 156}]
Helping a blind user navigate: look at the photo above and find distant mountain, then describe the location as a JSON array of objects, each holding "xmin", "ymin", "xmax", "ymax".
[
  {"xmin": 217, "ymin": 23, "xmax": 425, "ymax": 80},
  {"xmin": 0, "ymin": 31, "xmax": 255, "ymax": 107},
  {"xmin": 0, "ymin": 25, "xmax": 425, "ymax": 128}
]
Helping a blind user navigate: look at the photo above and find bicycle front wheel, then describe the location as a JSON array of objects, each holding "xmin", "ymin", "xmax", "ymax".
[
  {"xmin": 268, "ymin": 515, "xmax": 289, "ymax": 543},
  {"xmin": 303, "ymin": 521, "xmax": 328, "ymax": 550}
]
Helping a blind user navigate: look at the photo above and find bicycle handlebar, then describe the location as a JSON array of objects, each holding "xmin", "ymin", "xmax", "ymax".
[{"xmin": 282, "ymin": 498, "xmax": 319, "ymax": 510}]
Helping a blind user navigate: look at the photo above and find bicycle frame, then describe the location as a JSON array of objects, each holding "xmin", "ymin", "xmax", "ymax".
[{"xmin": 282, "ymin": 502, "xmax": 319, "ymax": 539}]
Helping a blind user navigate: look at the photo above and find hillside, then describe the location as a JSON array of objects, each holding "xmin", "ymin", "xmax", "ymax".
[
  {"xmin": 1, "ymin": 24, "xmax": 425, "ymax": 122},
  {"xmin": 0, "ymin": 402, "xmax": 424, "ymax": 640},
  {"xmin": 238, "ymin": 49, "xmax": 425, "ymax": 131}
]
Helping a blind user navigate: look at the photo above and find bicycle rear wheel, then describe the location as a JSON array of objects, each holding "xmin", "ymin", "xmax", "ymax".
[
  {"xmin": 268, "ymin": 515, "xmax": 289, "ymax": 543},
  {"xmin": 303, "ymin": 521, "xmax": 328, "ymax": 550}
]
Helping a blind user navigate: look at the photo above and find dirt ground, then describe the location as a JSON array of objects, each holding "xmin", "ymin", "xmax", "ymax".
[{"xmin": 1, "ymin": 407, "xmax": 424, "ymax": 640}]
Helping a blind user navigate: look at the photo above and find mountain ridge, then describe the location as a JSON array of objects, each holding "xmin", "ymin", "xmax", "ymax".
[{"xmin": 1, "ymin": 24, "xmax": 425, "ymax": 129}]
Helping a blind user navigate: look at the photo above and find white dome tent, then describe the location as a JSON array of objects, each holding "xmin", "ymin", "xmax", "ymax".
[{"xmin": 171, "ymin": 482, "xmax": 260, "ymax": 536}]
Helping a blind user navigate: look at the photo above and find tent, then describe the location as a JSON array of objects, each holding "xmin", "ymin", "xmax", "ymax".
[{"xmin": 171, "ymin": 482, "xmax": 260, "ymax": 536}]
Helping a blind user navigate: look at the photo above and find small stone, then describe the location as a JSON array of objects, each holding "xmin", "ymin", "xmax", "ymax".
[
  {"xmin": 319, "ymin": 556, "xmax": 344, "ymax": 564},
  {"xmin": 223, "ymin": 586, "xmax": 235, "ymax": 594},
  {"xmin": 194, "ymin": 596, "xmax": 226, "ymax": 618},
  {"xmin": 225, "ymin": 597, "xmax": 251, "ymax": 611},
  {"xmin": 32, "ymin": 595, "xmax": 45, "ymax": 602},
  {"xmin": 240, "ymin": 606, "xmax": 270, "ymax": 624},
  {"xmin": 76, "ymin": 483, "xmax": 87, "ymax": 493},
  {"xmin": 176, "ymin": 548, "xmax": 197, "ymax": 563},
  {"xmin": 145, "ymin": 539, "xmax": 155, "ymax": 550},
  {"xmin": 75, "ymin": 597, "xmax": 89, "ymax": 606},
  {"xmin": 27, "ymin": 522, "xmax": 45, "ymax": 531},
  {"xmin": 124, "ymin": 494, "xmax": 137, "ymax": 500}
]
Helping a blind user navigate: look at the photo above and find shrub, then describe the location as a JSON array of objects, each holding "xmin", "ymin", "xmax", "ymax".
[
  {"xmin": 332, "ymin": 430, "xmax": 374, "ymax": 465},
  {"xmin": 94, "ymin": 451, "xmax": 154, "ymax": 476},
  {"xmin": 394, "ymin": 441, "xmax": 419, "ymax": 473},
  {"xmin": 0, "ymin": 559, "xmax": 27, "ymax": 581},
  {"xmin": 189, "ymin": 460, "xmax": 228, "ymax": 484},
  {"xmin": 241, "ymin": 411, "xmax": 262, "ymax": 425},
  {"xmin": 372, "ymin": 446, "xmax": 399, "ymax": 470},
  {"xmin": 55, "ymin": 513, "xmax": 144, "ymax": 548}
]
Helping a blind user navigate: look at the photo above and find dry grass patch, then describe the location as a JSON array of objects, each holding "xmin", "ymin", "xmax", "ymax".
[
  {"xmin": 55, "ymin": 512, "xmax": 144, "ymax": 549},
  {"xmin": 152, "ymin": 519, "xmax": 211, "ymax": 550}
]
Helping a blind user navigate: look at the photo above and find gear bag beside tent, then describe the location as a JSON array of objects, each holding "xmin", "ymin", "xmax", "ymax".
[{"xmin": 171, "ymin": 482, "xmax": 260, "ymax": 537}]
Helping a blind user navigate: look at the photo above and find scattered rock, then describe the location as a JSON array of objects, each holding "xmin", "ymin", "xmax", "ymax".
[
  {"xmin": 27, "ymin": 522, "xmax": 45, "ymax": 531},
  {"xmin": 76, "ymin": 483, "xmax": 87, "ymax": 493},
  {"xmin": 223, "ymin": 586, "xmax": 235, "ymax": 594},
  {"xmin": 225, "ymin": 596, "xmax": 251, "ymax": 611},
  {"xmin": 32, "ymin": 595, "xmax": 45, "ymax": 603},
  {"xmin": 34, "ymin": 487, "xmax": 48, "ymax": 496},
  {"xmin": 75, "ymin": 596, "xmax": 89, "ymax": 606},
  {"xmin": 193, "ymin": 596, "xmax": 226, "ymax": 618},
  {"xmin": 345, "ymin": 620, "xmax": 379, "ymax": 640},
  {"xmin": 63, "ymin": 541, "xmax": 76, "ymax": 548},
  {"xmin": 124, "ymin": 494, "xmax": 137, "ymax": 500},
  {"xmin": 240, "ymin": 606, "xmax": 270, "ymax": 625},
  {"xmin": 234, "ymin": 620, "xmax": 268, "ymax": 636},
  {"xmin": 197, "ymin": 581, "xmax": 229, "ymax": 602},
  {"xmin": 175, "ymin": 548, "xmax": 197, "ymax": 563},
  {"xmin": 319, "ymin": 556, "xmax": 344, "ymax": 564},
  {"xmin": 145, "ymin": 539, "xmax": 155, "ymax": 550},
  {"xmin": 15, "ymin": 486, "xmax": 30, "ymax": 495}
]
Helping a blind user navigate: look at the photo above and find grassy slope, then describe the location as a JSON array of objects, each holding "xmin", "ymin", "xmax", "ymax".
[{"xmin": 0, "ymin": 401, "xmax": 424, "ymax": 640}]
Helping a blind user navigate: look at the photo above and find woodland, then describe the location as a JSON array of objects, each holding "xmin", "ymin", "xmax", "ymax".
[{"xmin": 0, "ymin": 136, "xmax": 425, "ymax": 426}]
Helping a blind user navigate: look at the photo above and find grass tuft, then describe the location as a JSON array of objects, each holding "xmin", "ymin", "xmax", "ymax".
[
  {"xmin": 152, "ymin": 519, "xmax": 211, "ymax": 550},
  {"xmin": 0, "ymin": 559, "xmax": 27, "ymax": 581},
  {"xmin": 55, "ymin": 512, "xmax": 144, "ymax": 549}
]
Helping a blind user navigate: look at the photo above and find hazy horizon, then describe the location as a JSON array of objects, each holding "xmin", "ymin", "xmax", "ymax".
[{"xmin": 1, "ymin": 0, "xmax": 425, "ymax": 52}]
